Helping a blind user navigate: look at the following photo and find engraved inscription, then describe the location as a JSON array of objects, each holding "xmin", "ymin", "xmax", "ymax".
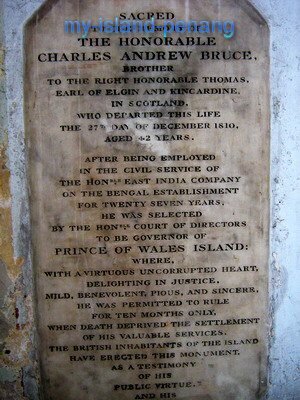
[{"xmin": 25, "ymin": 1, "xmax": 269, "ymax": 399}]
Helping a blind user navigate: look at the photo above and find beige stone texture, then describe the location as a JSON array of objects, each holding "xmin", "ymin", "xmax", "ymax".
[{"xmin": 25, "ymin": 1, "xmax": 269, "ymax": 399}]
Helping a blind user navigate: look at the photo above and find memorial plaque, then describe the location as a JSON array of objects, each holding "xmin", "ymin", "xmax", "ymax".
[{"xmin": 25, "ymin": 0, "xmax": 269, "ymax": 399}]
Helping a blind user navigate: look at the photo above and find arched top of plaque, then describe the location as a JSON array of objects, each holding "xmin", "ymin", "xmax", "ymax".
[{"xmin": 24, "ymin": 0, "xmax": 269, "ymax": 32}]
